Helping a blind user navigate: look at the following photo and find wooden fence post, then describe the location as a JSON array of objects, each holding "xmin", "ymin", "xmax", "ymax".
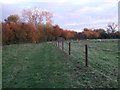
[
  {"xmin": 62, "ymin": 41, "xmax": 64, "ymax": 50},
  {"xmin": 56, "ymin": 41, "xmax": 57, "ymax": 47},
  {"xmin": 69, "ymin": 42, "xmax": 71, "ymax": 56},
  {"xmin": 85, "ymin": 44, "xmax": 88, "ymax": 67}
]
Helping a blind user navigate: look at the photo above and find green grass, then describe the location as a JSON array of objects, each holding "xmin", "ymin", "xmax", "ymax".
[
  {"xmin": 3, "ymin": 43, "xmax": 74, "ymax": 88},
  {"xmin": 59, "ymin": 39, "xmax": 118, "ymax": 88},
  {"xmin": 2, "ymin": 39, "xmax": 119, "ymax": 88}
]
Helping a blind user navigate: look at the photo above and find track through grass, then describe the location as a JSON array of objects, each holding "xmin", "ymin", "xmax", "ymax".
[{"xmin": 2, "ymin": 40, "xmax": 119, "ymax": 88}]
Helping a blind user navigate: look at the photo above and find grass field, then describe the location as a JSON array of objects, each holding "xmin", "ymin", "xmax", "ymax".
[{"xmin": 2, "ymin": 39, "xmax": 119, "ymax": 88}]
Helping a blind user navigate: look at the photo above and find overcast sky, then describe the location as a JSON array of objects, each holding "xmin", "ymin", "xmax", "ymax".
[{"xmin": 0, "ymin": 0, "xmax": 119, "ymax": 32}]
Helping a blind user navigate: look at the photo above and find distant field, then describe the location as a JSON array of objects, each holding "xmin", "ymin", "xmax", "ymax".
[{"xmin": 2, "ymin": 39, "xmax": 119, "ymax": 88}]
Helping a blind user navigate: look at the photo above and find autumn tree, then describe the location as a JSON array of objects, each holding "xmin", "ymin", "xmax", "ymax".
[
  {"xmin": 53, "ymin": 25, "xmax": 62, "ymax": 40},
  {"xmin": 83, "ymin": 28, "xmax": 99, "ymax": 39},
  {"xmin": 20, "ymin": 23, "xmax": 40, "ymax": 43},
  {"xmin": 30, "ymin": 28, "xmax": 40, "ymax": 43},
  {"xmin": 2, "ymin": 23, "xmax": 14, "ymax": 45},
  {"xmin": 84, "ymin": 28, "xmax": 90, "ymax": 31},
  {"xmin": 4, "ymin": 14, "xmax": 19, "ymax": 23},
  {"xmin": 62, "ymin": 30, "xmax": 76, "ymax": 40},
  {"xmin": 9, "ymin": 22, "xmax": 21, "ymax": 43},
  {"xmin": 94, "ymin": 28, "xmax": 107, "ymax": 39},
  {"xmin": 22, "ymin": 8, "xmax": 53, "ymax": 26},
  {"xmin": 36, "ymin": 24, "xmax": 49, "ymax": 41}
]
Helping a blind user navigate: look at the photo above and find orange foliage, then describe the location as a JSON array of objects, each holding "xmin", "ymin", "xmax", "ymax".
[
  {"xmin": 83, "ymin": 29, "xmax": 99, "ymax": 38},
  {"xmin": 62, "ymin": 30, "xmax": 76, "ymax": 39},
  {"xmin": 2, "ymin": 23, "xmax": 14, "ymax": 45},
  {"xmin": 2, "ymin": 22, "xmax": 77, "ymax": 45}
]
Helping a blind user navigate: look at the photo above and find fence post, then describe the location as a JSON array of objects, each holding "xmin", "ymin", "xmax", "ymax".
[
  {"xmin": 69, "ymin": 42, "xmax": 71, "ymax": 56},
  {"xmin": 58, "ymin": 41, "xmax": 60, "ymax": 48},
  {"xmin": 56, "ymin": 41, "xmax": 57, "ymax": 47},
  {"xmin": 85, "ymin": 44, "xmax": 88, "ymax": 67},
  {"xmin": 52, "ymin": 41, "xmax": 53, "ymax": 45},
  {"xmin": 62, "ymin": 41, "xmax": 64, "ymax": 50}
]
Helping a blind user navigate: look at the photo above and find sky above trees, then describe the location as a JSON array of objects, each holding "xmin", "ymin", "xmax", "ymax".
[{"xmin": 1, "ymin": 0, "xmax": 119, "ymax": 32}]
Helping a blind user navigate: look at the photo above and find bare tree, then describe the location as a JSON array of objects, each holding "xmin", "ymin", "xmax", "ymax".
[
  {"xmin": 22, "ymin": 8, "xmax": 53, "ymax": 26},
  {"xmin": 107, "ymin": 23, "xmax": 118, "ymax": 33}
]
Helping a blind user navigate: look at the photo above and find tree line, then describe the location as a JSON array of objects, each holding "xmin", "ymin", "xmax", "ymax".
[
  {"xmin": 2, "ymin": 8, "xmax": 120, "ymax": 45},
  {"xmin": 74, "ymin": 23, "xmax": 120, "ymax": 39},
  {"xmin": 2, "ymin": 8, "xmax": 76, "ymax": 45}
]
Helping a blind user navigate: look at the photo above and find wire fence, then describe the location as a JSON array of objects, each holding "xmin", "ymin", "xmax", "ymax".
[
  {"xmin": 52, "ymin": 40, "xmax": 119, "ymax": 60},
  {"xmin": 52, "ymin": 40, "xmax": 118, "ymax": 82}
]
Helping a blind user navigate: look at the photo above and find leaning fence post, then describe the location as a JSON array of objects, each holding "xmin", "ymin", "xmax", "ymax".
[
  {"xmin": 85, "ymin": 44, "xmax": 88, "ymax": 67},
  {"xmin": 62, "ymin": 41, "xmax": 64, "ymax": 50},
  {"xmin": 69, "ymin": 42, "xmax": 71, "ymax": 56}
]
